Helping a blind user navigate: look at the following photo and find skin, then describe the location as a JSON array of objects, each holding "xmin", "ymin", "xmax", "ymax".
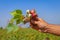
[{"xmin": 30, "ymin": 17, "xmax": 60, "ymax": 36}]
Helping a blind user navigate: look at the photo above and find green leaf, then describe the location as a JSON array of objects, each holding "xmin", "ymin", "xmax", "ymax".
[{"xmin": 10, "ymin": 9, "xmax": 24, "ymax": 24}]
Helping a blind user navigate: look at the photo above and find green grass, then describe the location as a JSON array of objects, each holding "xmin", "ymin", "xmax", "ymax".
[{"xmin": 0, "ymin": 28, "xmax": 60, "ymax": 40}]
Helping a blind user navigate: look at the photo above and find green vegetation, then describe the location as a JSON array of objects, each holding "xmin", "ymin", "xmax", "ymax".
[
  {"xmin": 10, "ymin": 9, "xmax": 24, "ymax": 24},
  {"xmin": 0, "ymin": 9, "xmax": 60, "ymax": 40},
  {"xmin": 0, "ymin": 27, "xmax": 60, "ymax": 40},
  {"xmin": 6, "ymin": 9, "xmax": 25, "ymax": 33}
]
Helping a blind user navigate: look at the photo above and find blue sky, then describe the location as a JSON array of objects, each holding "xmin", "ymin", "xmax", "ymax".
[{"xmin": 0, "ymin": 0, "xmax": 60, "ymax": 28}]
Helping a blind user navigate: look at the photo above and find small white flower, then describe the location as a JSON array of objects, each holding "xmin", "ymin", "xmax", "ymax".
[
  {"xmin": 26, "ymin": 10, "xmax": 30, "ymax": 13},
  {"xmin": 28, "ymin": 14, "xmax": 31, "ymax": 17}
]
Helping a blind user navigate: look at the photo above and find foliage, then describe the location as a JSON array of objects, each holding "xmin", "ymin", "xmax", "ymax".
[
  {"xmin": 6, "ymin": 9, "xmax": 25, "ymax": 33},
  {"xmin": 0, "ymin": 28, "xmax": 60, "ymax": 40},
  {"xmin": 10, "ymin": 9, "xmax": 24, "ymax": 24},
  {"xmin": 6, "ymin": 23, "xmax": 19, "ymax": 33},
  {"xmin": 0, "ymin": 27, "xmax": 3, "ymax": 29}
]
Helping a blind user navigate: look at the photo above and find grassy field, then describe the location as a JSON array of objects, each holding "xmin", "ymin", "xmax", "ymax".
[{"xmin": 0, "ymin": 28, "xmax": 60, "ymax": 40}]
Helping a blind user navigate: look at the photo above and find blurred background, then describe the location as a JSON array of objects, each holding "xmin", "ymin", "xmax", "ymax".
[{"xmin": 0, "ymin": 0, "xmax": 60, "ymax": 28}]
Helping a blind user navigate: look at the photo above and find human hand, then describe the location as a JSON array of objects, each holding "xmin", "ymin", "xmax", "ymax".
[{"xmin": 30, "ymin": 17, "xmax": 49, "ymax": 32}]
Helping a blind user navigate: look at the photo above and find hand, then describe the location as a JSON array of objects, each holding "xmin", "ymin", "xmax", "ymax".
[{"xmin": 30, "ymin": 17, "xmax": 49, "ymax": 32}]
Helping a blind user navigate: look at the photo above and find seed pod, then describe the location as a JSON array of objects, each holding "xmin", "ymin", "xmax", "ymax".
[
  {"xmin": 23, "ymin": 9, "xmax": 38, "ymax": 24},
  {"xmin": 23, "ymin": 10, "xmax": 31, "ymax": 24},
  {"xmin": 30, "ymin": 9, "xmax": 38, "ymax": 21},
  {"xmin": 26, "ymin": 10, "xmax": 31, "ymax": 18}
]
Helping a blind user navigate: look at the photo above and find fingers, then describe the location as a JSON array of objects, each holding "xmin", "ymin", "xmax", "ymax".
[
  {"xmin": 31, "ymin": 17, "xmax": 43, "ymax": 22},
  {"xmin": 30, "ymin": 20, "xmax": 38, "ymax": 24},
  {"xmin": 30, "ymin": 23, "xmax": 39, "ymax": 29},
  {"xmin": 30, "ymin": 23, "xmax": 34, "ymax": 28},
  {"xmin": 30, "ymin": 22, "xmax": 37, "ymax": 28},
  {"xmin": 30, "ymin": 23, "xmax": 42, "ymax": 32},
  {"xmin": 30, "ymin": 17, "xmax": 48, "ymax": 33}
]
